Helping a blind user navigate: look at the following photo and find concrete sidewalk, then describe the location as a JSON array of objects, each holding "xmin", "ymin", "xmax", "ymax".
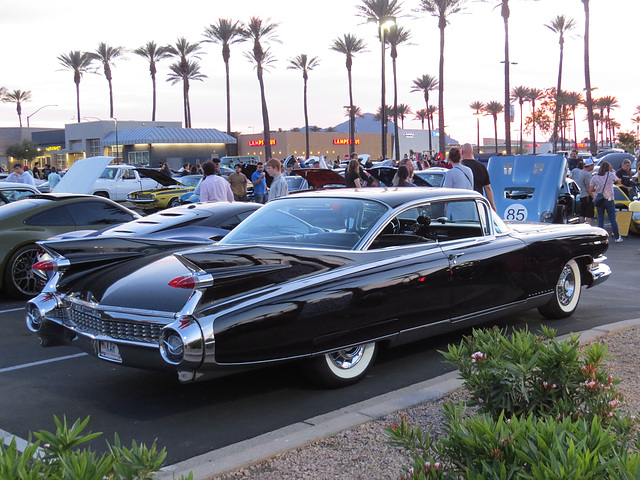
[{"xmin": 158, "ymin": 317, "xmax": 640, "ymax": 480}]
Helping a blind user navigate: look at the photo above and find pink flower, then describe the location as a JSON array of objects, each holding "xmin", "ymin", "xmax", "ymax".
[{"xmin": 434, "ymin": 462, "xmax": 441, "ymax": 471}]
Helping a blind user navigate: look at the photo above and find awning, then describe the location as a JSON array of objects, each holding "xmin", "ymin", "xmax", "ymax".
[{"xmin": 102, "ymin": 127, "xmax": 237, "ymax": 146}]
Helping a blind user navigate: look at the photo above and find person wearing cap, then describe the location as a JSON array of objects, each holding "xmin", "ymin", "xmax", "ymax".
[{"xmin": 574, "ymin": 157, "xmax": 595, "ymax": 223}]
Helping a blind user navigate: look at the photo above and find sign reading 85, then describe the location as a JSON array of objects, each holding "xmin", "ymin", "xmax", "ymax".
[{"xmin": 503, "ymin": 203, "xmax": 528, "ymax": 222}]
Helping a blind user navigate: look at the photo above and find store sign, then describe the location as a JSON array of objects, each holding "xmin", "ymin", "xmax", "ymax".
[
  {"xmin": 248, "ymin": 139, "xmax": 276, "ymax": 147},
  {"xmin": 45, "ymin": 146, "xmax": 62, "ymax": 151},
  {"xmin": 333, "ymin": 138, "xmax": 360, "ymax": 145},
  {"xmin": 573, "ymin": 143, "xmax": 587, "ymax": 149}
]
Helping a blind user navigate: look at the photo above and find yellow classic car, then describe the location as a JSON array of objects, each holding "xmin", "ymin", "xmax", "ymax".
[
  {"xmin": 127, "ymin": 169, "xmax": 201, "ymax": 210},
  {"xmin": 613, "ymin": 185, "xmax": 640, "ymax": 234}
]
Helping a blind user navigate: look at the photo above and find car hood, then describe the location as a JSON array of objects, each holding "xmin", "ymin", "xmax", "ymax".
[
  {"xmin": 292, "ymin": 169, "xmax": 345, "ymax": 189},
  {"xmin": 135, "ymin": 168, "xmax": 184, "ymax": 187},
  {"xmin": 53, "ymin": 156, "xmax": 115, "ymax": 194}
]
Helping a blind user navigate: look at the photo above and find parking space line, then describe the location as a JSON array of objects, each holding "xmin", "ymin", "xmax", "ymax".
[
  {"xmin": 0, "ymin": 307, "xmax": 25, "ymax": 314},
  {"xmin": 1, "ymin": 428, "xmax": 43, "ymax": 454},
  {"xmin": 0, "ymin": 353, "xmax": 88, "ymax": 374}
]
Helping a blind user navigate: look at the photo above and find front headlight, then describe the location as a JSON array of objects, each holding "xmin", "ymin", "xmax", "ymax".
[
  {"xmin": 632, "ymin": 212, "xmax": 640, "ymax": 222},
  {"xmin": 540, "ymin": 211, "xmax": 553, "ymax": 222}
]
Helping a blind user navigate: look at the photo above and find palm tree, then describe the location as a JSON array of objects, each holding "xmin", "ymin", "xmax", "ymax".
[
  {"xmin": 411, "ymin": 74, "xmax": 439, "ymax": 153},
  {"xmin": 330, "ymin": 34, "xmax": 368, "ymax": 151},
  {"xmin": 564, "ymin": 91, "xmax": 584, "ymax": 147},
  {"xmin": 510, "ymin": 86, "xmax": 529, "ymax": 153},
  {"xmin": 132, "ymin": 41, "xmax": 173, "ymax": 122},
  {"xmin": 395, "ymin": 103, "xmax": 412, "ymax": 129},
  {"xmin": 526, "ymin": 88, "xmax": 544, "ymax": 154},
  {"xmin": 483, "ymin": 101, "xmax": 504, "ymax": 153},
  {"xmin": 167, "ymin": 38, "xmax": 203, "ymax": 128},
  {"xmin": 582, "ymin": 0, "xmax": 597, "ymax": 155},
  {"xmin": 470, "ymin": 101, "xmax": 484, "ymax": 150},
  {"xmin": 632, "ymin": 116, "xmax": 640, "ymax": 137},
  {"xmin": 242, "ymin": 17, "xmax": 280, "ymax": 160},
  {"xmin": 385, "ymin": 24, "xmax": 412, "ymax": 160},
  {"xmin": 203, "ymin": 19, "xmax": 246, "ymax": 135},
  {"xmin": 414, "ymin": 108, "xmax": 428, "ymax": 130},
  {"xmin": 166, "ymin": 59, "xmax": 207, "ymax": 130},
  {"xmin": 593, "ymin": 97, "xmax": 606, "ymax": 147},
  {"xmin": 88, "ymin": 43, "xmax": 125, "ymax": 119},
  {"xmin": 427, "ymin": 105, "xmax": 438, "ymax": 140},
  {"xmin": 288, "ymin": 54, "xmax": 320, "ymax": 160},
  {"xmin": 635, "ymin": 105, "xmax": 640, "ymax": 117},
  {"xmin": 356, "ymin": 0, "xmax": 404, "ymax": 159},
  {"xmin": 2, "ymin": 89, "xmax": 32, "ymax": 127},
  {"xmin": 545, "ymin": 15, "xmax": 576, "ymax": 153},
  {"xmin": 344, "ymin": 105, "xmax": 364, "ymax": 119},
  {"xmin": 600, "ymin": 95, "xmax": 619, "ymax": 147},
  {"xmin": 57, "ymin": 50, "xmax": 94, "ymax": 123},
  {"xmin": 417, "ymin": 0, "xmax": 466, "ymax": 156}
]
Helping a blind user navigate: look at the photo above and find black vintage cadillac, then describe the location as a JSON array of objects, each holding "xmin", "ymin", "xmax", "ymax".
[{"xmin": 27, "ymin": 188, "xmax": 611, "ymax": 387}]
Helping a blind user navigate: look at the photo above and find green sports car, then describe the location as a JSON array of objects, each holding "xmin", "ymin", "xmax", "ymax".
[
  {"xmin": 126, "ymin": 170, "xmax": 201, "ymax": 210},
  {"xmin": 0, "ymin": 193, "xmax": 139, "ymax": 298}
]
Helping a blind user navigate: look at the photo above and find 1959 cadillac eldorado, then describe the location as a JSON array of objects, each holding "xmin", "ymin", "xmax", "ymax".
[{"xmin": 26, "ymin": 188, "xmax": 611, "ymax": 387}]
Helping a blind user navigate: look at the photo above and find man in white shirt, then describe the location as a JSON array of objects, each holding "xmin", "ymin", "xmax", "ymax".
[
  {"xmin": 200, "ymin": 161, "xmax": 233, "ymax": 203},
  {"xmin": 6, "ymin": 164, "xmax": 35, "ymax": 186},
  {"xmin": 443, "ymin": 148, "xmax": 473, "ymax": 190}
]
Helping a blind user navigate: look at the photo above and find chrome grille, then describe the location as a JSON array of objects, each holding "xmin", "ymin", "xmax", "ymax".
[{"xmin": 67, "ymin": 304, "xmax": 162, "ymax": 344}]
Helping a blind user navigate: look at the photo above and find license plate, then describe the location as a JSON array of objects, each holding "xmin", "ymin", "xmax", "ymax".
[{"xmin": 98, "ymin": 341, "xmax": 122, "ymax": 363}]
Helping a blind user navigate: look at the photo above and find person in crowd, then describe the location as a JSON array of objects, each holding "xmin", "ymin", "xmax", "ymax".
[
  {"xmin": 160, "ymin": 163, "xmax": 172, "ymax": 177},
  {"xmin": 461, "ymin": 143, "xmax": 496, "ymax": 211},
  {"xmin": 345, "ymin": 159, "xmax": 366, "ymax": 188},
  {"xmin": 267, "ymin": 158, "xmax": 288, "ymax": 201},
  {"xmin": 392, "ymin": 157, "xmax": 415, "ymax": 186},
  {"xmin": 181, "ymin": 163, "xmax": 192, "ymax": 176},
  {"xmin": 575, "ymin": 158, "xmax": 595, "ymax": 224},
  {"xmin": 615, "ymin": 159, "xmax": 634, "ymax": 197},
  {"xmin": 415, "ymin": 157, "xmax": 429, "ymax": 170},
  {"xmin": 42, "ymin": 164, "xmax": 51, "ymax": 177},
  {"xmin": 251, "ymin": 162, "xmax": 267, "ymax": 204},
  {"xmin": 433, "ymin": 152, "xmax": 450, "ymax": 169},
  {"xmin": 200, "ymin": 160, "xmax": 234, "ymax": 202},
  {"xmin": 211, "ymin": 158, "xmax": 222, "ymax": 176},
  {"xmin": 567, "ymin": 150, "xmax": 580, "ymax": 170},
  {"xmin": 190, "ymin": 165, "xmax": 199, "ymax": 175},
  {"xmin": 6, "ymin": 164, "xmax": 35, "ymax": 185},
  {"xmin": 227, "ymin": 164, "xmax": 249, "ymax": 201},
  {"xmin": 48, "ymin": 166, "xmax": 62, "ymax": 190},
  {"xmin": 570, "ymin": 160, "xmax": 584, "ymax": 179},
  {"xmin": 23, "ymin": 165, "xmax": 34, "ymax": 177},
  {"xmin": 589, "ymin": 160, "xmax": 623, "ymax": 242},
  {"xmin": 32, "ymin": 162, "xmax": 41, "ymax": 180},
  {"xmin": 443, "ymin": 147, "xmax": 473, "ymax": 190},
  {"xmin": 397, "ymin": 165, "xmax": 416, "ymax": 187}
]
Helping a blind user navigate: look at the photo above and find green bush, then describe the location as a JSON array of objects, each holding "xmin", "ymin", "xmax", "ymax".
[
  {"xmin": 385, "ymin": 327, "xmax": 640, "ymax": 480},
  {"xmin": 0, "ymin": 415, "xmax": 192, "ymax": 480}
]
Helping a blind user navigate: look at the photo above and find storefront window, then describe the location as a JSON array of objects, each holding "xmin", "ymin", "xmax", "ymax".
[{"xmin": 128, "ymin": 151, "xmax": 149, "ymax": 166}]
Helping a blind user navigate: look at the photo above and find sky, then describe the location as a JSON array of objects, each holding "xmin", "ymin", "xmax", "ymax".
[{"xmin": 1, "ymin": 0, "xmax": 639, "ymax": 147}]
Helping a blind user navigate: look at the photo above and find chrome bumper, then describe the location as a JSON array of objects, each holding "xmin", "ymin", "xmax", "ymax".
[{"xmin": 587, "ymin": 261, "xmax": 611, "ymax": 289}]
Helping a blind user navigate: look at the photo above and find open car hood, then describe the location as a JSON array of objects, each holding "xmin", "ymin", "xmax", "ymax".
[
  {"xmin": 292, "ymin": 168, "xmax": 345, "ymax": 189},
  {"xmin": 52, "ymin": 156, "xmax": 114, "ymax": 194},
  {"xmin": 135, "ymin": 168, "xmax": 184, "ymax": 187}
]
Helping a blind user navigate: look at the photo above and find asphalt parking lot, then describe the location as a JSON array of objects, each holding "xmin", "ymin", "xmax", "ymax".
[{"xmin": 1, "ymin": 229, "xmax": 638, "ymax": 469}]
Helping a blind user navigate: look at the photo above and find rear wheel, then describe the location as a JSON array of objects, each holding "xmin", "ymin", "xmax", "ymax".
[
  {"xmin": 304, "ymin": 342, "xmax": 377, "ymax": 388},
  {"xmin": 538, "ymin": 259, "xmax": 582, "ymax": 319},
  {"xmin": 3, "ymin": 244, "xmax": 43, "ymax": 299},
  {"xmin": 168, "ymin": 197, "xmax": 181, "ymax": 208}
]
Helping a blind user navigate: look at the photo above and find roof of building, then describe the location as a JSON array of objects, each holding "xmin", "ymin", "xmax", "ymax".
[{"xmin": 102, "ymin": 127, "xmax": 237, "ymax": 146}]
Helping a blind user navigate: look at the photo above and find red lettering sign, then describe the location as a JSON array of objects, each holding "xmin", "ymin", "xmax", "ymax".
[
  {"xmin": 332, "ymin": 139, "xmax": 360, "ymax": 145},
  {"xmin": 248, "ymin": 139, "xmax": 276, "ymax": 147}
]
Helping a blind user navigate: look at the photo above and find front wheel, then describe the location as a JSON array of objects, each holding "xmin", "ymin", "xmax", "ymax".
[
  {"xmin": 168, "ymin": 197, "xmax": 181, "ymax": 208},
  {"xmin": 3, "ymin": 244, "xmax": 43, "ymax": 299},
  {"xmin": 538, "ymin": 259, "xmax": 582, "ymax": 319},
  {"xmin": 304, "ymin": 342, "xmax": 377, "ymax": 388}
]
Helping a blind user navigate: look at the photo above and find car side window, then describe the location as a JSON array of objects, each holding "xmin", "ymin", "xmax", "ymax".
[
  {"xmin": 121, "ymin": 169, "xmax": 136, "ymax": 180},
  {"xmin": 369, "ymin": 204, "xmax": 436, "ymax": 249},
  {"xmin": 25, "ymin": 206, "xmax": 74, "ymax": 226},
  {"xmin": 218, "ymin": 215, "xmax": 242, "ymax": 231},
  {"xmin": 404, "ymin": 200, "xmax": 483, "ymax": 243},
  {"xmin": 66, "ymin": 201, "xmax": 136, "ymax": 226}
]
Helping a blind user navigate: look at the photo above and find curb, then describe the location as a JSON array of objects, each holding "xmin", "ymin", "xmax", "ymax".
[{"xmin": 158, "ymin": 318, "xmax": 640, "ymax": 480}]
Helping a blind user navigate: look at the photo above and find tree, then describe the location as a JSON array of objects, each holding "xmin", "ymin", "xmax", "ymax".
[
  {"xmin": 545, "ymin": 15, "xmax": 576, "ymax": 153},
  {"xmin": 563, "ymin": 91, "xmax": 584, "ymax": 148},
  {"xmin": 356, "ymin": 0, "xmax": 404, "ymax": 159},
  {"xmin": 417, "ymin": 0, "xmax": 467, "ymax": 155},
  {"xmin": 166, "ymin": 59, "xmax": 207, "ymax": 129},
  {"xmin": 167, "ymin": 38, "xmax": 203, "ymax": 128},
  {"xmin": 632, "ymin": 116, "xmax": 640, "ymax": 137},
  {"xmin": 57, "ymin": 50, "xmax": 94, "ymax": 123},
  {"xmin": 395, "ymin": 103, "xmax": 412, "ymax": 129},
  {"xmin": 414, "ymin": 108, "xmax": 428, "ymax": 130},
  {"xmin": 582, "ymin": 0, "xmax": 597, "ymax": 155},
  {"xmin": 203, "ymin": 19, "xmax": 246, "ymax": 135},
  {"xmin": 5, "ymin": 139, "xmax": 40, "ymax": 161},
  {"xmin": 2, "ymin": 89, "xmax": 32, "ymax": 127},
  {"xmin": 132, "ymin": 41, "xmax": 173, "ymax": 122},
  {"xmin": 525, "ymin": 87, "xmax": 544, "ymax": 154},
  {"xmin": 331, "ymin": 34, "xmax": 368, "ymax": 151},
  {"xmin": 510, "ymin": 86, "xmax": 529, "ymax": 153},
  {"xmin": 288, "ymin": 54, "xmax": 320, "ymax": 160},
  {"xmin": 411, "ymin": 74, "xmax": 439, "ymax": 152},
  {"xmin": 600, "ymin": 95, "xmax": 619, "ymax": 147},
  {"xmin": 88, "ymin": 43, "xmax": 125, "ymax": 119},
  {"xmin": 483, "ymin": 101, "xmax": 503, "ymax": 153},
  {"xmin": 618, "ymin": 131, "xmax": 639, "ymax": 153},
  {"xmin": 470, "ymin": 101, "xmax": 484, "ymax": 150},
  {"xmin": 385, "ymin": 24, "xmax": 412, "ymax": 160},
  {"xmin": 242, "ymin": 17, "xmax": 280, "ymax": 160}
]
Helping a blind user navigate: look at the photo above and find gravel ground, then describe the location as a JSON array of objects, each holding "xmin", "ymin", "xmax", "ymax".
[{"xmin": 213, "ymin": 325, "xmax": 640, "ymax": 480}]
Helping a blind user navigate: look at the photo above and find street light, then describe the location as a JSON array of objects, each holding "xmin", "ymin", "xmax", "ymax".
[
  {"xmin": 26, "ymin": 105, "xmax": 58, "ymax": 127},
  {"xmin": 369, "ymin": 15, "xmax": 396, "ymax": 160}
]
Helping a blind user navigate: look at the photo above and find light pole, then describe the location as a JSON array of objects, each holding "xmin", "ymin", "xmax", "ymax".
[
  {"xmin": 26, "ymin": 105, "xmax": 58, "ymax": 127},
  {"xmin": 473, "ymin": 111, "xmax": 482, "ymax": 154},
  {"xmin": 369, "ymin": 16, "xmax": 395, "ymax": 160}
]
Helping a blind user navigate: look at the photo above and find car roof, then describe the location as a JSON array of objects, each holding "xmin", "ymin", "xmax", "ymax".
[
  {"xmin": 0, "ymin": 182, "xmax": 40, "ymax": 192},
  {"xmin": 272, "ymin": 186, "xmax": 482, "ymax": 209},
  {"xmin": 0, "ymin": 193, "xmax": 122, "ymax": 220}
]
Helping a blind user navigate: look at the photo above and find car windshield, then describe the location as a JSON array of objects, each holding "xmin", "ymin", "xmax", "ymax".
[
  {"xmin": 414, "ymin": 171, "xmax": 445, "ymax": 187},
  {"xmin": 180, "ymin": 176, "xmax": 202, "ymax": 188},
  {"xmin": 220, "ymin": 197, "xmax": 389, "ymax": 250},
  {"xmin": 99, "ymin": 168, "xmax": 118, "ymax": 180}
]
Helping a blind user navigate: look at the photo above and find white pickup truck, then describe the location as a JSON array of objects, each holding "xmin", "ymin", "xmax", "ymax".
[{"xmin": 53, "ymin": 157, "xmax": 161, "ymax": 201}]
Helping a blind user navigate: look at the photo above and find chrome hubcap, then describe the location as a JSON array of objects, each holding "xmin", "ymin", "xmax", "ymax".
[
  {"xmin": 557, "ymin": 265, "xmax": 575, "ymax": 306},
  {"xmin": 12, "ymin": 249, "xmax": 41, "ymax": 296},
  {"xmin": 328, "ymin": 345, "xmax": 365, "ymax": 370}
]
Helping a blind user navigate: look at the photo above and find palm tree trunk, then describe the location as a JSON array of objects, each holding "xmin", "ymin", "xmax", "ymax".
[
  {"xmin": 380, "ymin": 31, "xmax": 387, "ymax": 160},
  {"xmin": 425, "ymin": 93, "xmax": 432, "ymax": 153},
  {"xmin": 303, "ymin": 77, "xmax": 310, "ymax": 160},
  {"xmin": 494, "ymin": 116, "xmax": 499, "ymax": 153},
  {"xmin": 108, "ymin": 78, "xmax": 114, "ymax": 118},
  {"xmin": 519, "ymin": 102, "xmax": 523, "ymax": 153},
  {"xmin": 532, "ymin": 100, "xmax": 537, "ymax": 154},
  {"xmin": 573, "ymin": 107, "xmax": 578, "ymax": 147},
  {"xmin": 437, "ymin": 25, "xmax": 446, "ymax": 155},
  {"xmin": 182, "ymin": 80, "xmax": 189, "ymax": 128},
  {"xmin": 151, "ymin": 72, "xmax": 157, "ymax": 122},
  {"xmin": 225, "ymin": 59, "xmax": 232, "ymax": 135},
  {"xmin": 503, "ymin": 2, "xmax": 512, "ymax": 155},
  {"xmin": 257, "ymin": 64, "xmax": 272, "ymax": 160},
  {"xmin": 392, "ymin": 57, "xmax": 400, "ymax": 161},
  {"xmin": 16, "ymin": 103, "xmax": 23, "ymax": 128},
  {"xmin": 583, "ymin": 0, "xmax": 596, "ymax": 155},
  {"xmin": 347, "ymin": 67, "xmax": 355, "ymax": 151},
  {"xmin": 552, "ymin": 41, "xmax": 564, "ymax": 153},
  {"xmin": 75, "ymin": 81, "xmax": 81, "ymax": 123}
]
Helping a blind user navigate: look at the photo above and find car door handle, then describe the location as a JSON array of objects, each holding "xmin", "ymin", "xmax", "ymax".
[{"xmin": 448, "ymin": 253, "xmax": 465, "ymax": 263}]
